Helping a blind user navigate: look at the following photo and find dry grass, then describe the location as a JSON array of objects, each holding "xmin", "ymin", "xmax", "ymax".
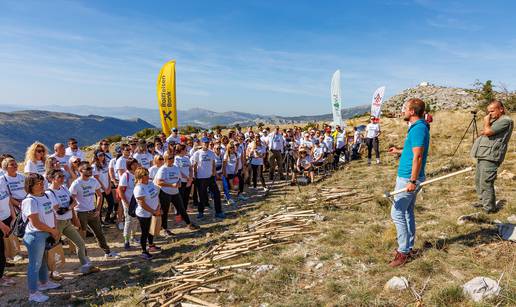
[{"xmin": 4, "ymin": 110, "xmax": 515, "ymax": 306}]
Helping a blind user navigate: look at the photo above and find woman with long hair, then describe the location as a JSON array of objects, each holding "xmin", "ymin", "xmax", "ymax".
[
  {"xmin": 24, "ymin": 142, "xmax": 48, "ymax": 176},
  {"xmin": 21, "ymin": 173, "xmax": 61, "ymax": 303},
  {"xmin": 92, "ymin": 150, "xmax": 116, "ymax": 224},
  {"xmin": 117, "ymin": 158, "xmax": 140, "ymax": 250},
  {"xmin": 68, "ymin": 156, "xmax": 81, "ymax": 184},
  {"xmin": 133, "ymin": 167, "xmax": 161, "ymax": 260},
  {"xmin": 0, "ymin": 166, "xmax": 16, "ymax": 289}
]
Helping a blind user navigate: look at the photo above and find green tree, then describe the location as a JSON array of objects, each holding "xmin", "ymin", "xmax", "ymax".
[{"xmin": 474, "ymin": 80, "xmax": 495, "ymax": 108}]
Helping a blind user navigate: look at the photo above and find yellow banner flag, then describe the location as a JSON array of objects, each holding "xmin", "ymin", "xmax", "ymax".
[{"xmin": 156, "ymin": 60, "xmax": 178, "ymax": 136}]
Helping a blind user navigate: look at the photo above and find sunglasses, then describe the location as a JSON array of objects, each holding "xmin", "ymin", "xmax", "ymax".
[
  {"xmin": 36, "ymin": 149, "xmax": 44, "ymax": 153},
  {"xmin": 167, "ymin": 157, "xmax": 174, "ymax": 160},
  {"xmin": 55, "ymin": 174, "xmax": 65, "ymax": 179},
  {"xmin": 73, "ymin": 160, "xmax": 80, "ymax": 164},
  {"xmin": 82, "ymin": 167, "xmax": 93, "ymax": 171},
  {"xmin": 158, "ymin": 158, "xmax": 164, "ymax": 161},
  {"xmin": 70, "ymin": 142, "xmax": 77, "ymax": 145},
  {"xmin": 101, "ymin": 143, "xmax": 109, "ymax": 146}
]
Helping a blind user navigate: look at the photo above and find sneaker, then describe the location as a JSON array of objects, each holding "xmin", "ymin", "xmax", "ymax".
[
  {"xmin": 196, "ymin": 212, "xmax": 205, "ymax": 220},
  {"xmin": 367, "ymin": 158, "xmax": 371, "ymax": 165},
  {"xmin": 376, "ymin": 159, "xmax": 380, "ymax": 164},
  {"xmin": 263, "ymin": 187, "xmax": 269, "ymax": 192},
  {"xmin": 38, "ymin": 280, "xmax": 61, "ymax": 291},
  {"xmin": 13, "ymin": 255, "xmax": 23, "ymax": 262},
  {"xmin": 117, "ymin": 222, "xmax": 124, "ymax": 230},
  {"xmin": 148, "ymin": 246, "xmax": 161, "ymax": 252},
  {"xmin": 124, "ymin": 242, "xmax": 131, "ymax": 250},
  {"xmin": 50, "ymin": 271, "xmax": 63, "ymax": 281},
  {"xmin": 104, "ymin": 251, "xmax": 120, "ymax": 259},
  {"xmin": 164, "ymin": 229, "xmax": 174, "ymax": 237},
  {"xmin": 140, "ymin": 252, "xmax": 153, "ymax": 260},
  {"xmin": 187, "ymin": 223, "xmax": 200, "ymax": 230},
  {"xmin": 131, "ymin": 237, "xmax": 140, "ymax": 244},
  {"xmin": 29, "ymin": 291, "xmax": 49, "ymax": 303},
  {"xmin": 408, "ymin": 248, "xmax": 421, "ymax": 259},
  {"xmin": 215, "ymin": 212, "xmax": 225, "ymax": 219},
  {"xmin": 388, "ymin": 251, "xmax": 409, "ymax": 268},
  {"xmin": 237, "ymin": 195, "xmax": 248, "ymax": 201}
]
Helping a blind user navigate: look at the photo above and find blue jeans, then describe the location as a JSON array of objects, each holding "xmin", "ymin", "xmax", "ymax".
[
  {"xmin": 23, "ymin": 231, "xmax": 50, "ymax": 292},
  {"xmin": 390, "ymin": 176, "xmax": 424, "ymax": 254}
]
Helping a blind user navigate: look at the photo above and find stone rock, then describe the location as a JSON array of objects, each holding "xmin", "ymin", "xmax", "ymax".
[
  {"xmin": 507, "ymin": 215, "xmax": 516, "ymax": 224},
  {"xmin": 383, "ymin": 85, "xmax": 481, "ymax": 114},
  {"xmin": 254, "ymin": 264, "xmax": 274, "ymax": 275},
  {"xmin": 384, "ymin": 276, "xmax": 409, "ymax": 291},
  {"xmin": 463, "ymin": 277, "xmax": 500, "ymax": 302},
  {"xmin": 315, "ymin": 262, "xmax": 323, "ymax": 270},
  {"xmin": 314, "ymin": 213, "xmax": 326, "ymax": 221},
  {"xmin": 259, "ymin": 303, "xmax": 269, "ymax": 307},
  {"xmin": 457, "ymin": 212, "xmax": 481, "ymax": 225},
  {"xmin": 305, "ymin": 260, "xmax": 318, "ymax": 269},
  {"xmin": 498, "ymin": 224, "xmax": 516, "ymax": 241},
  {"xmin": 499, "ymin": 170, "xmax": 515, "ymax": 180}
]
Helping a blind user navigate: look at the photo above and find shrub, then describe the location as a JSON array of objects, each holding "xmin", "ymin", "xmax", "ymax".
[
  {"xmin": 180, "ymin": 125, "xmax": 202, "ymax": 135},
  {"xmin": 105, "ymin": 134, "xmax": 122, "ymax": 143},
  {"xmin": 135, "ymin": 128, "xmax": 160, "ymax": 139}
]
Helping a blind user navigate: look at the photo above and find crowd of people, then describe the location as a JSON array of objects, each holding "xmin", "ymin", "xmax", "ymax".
[{"xmin": 0, "ymin": 121, "xmax": 380, "ymax": 302}]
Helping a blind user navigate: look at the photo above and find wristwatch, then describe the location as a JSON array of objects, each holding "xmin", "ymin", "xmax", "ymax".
[{"xmin": 409, "ymin": 179, "xmax": 417, "ymax": 184}]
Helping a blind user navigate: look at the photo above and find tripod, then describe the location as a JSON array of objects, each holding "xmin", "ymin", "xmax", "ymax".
[{"xmin": 450, "ymin": 111, "xmax": 479, "ymax": 159}]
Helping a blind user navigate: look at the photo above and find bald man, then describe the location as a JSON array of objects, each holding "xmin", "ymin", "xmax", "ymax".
[{"xmin": 471, "ymin": 100, "xmax": 513, "ymax": 213}]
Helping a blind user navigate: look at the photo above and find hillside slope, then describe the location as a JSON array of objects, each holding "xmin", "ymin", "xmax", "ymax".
[{"xmin": 0, "ymin": 110, "xmax": 154, "ymax": 159}]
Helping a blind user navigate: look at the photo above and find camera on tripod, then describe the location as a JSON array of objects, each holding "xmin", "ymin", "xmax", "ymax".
[{"xmin": 470, "ymin": 110, "xmax": 478, "ymax": 115}]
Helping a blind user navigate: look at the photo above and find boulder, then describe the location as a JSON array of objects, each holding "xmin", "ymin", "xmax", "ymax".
[
  {"xmin": 463, "ymin": 277, "xmax": 500, "ymax": 302},
  {"xmin": 384, "ymin": 276, "xmax": 409, "ymax": 291},
  {"xmin": 254, "ymin": 264, "xmax": 274, "ymax": 275}
]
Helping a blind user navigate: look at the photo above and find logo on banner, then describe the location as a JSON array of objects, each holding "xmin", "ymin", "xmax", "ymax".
[
  {"xmin": 163, "ymin": 110, "xmax": 172, "ymax": 121},
  {"xmin": 373, "ymin": 93, "xmax": 382, "ymax": 105}
]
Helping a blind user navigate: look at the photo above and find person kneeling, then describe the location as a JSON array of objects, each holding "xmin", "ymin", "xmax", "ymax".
[
  {"xmin": 292, "ymin": 149, "xmax": 314, "ymax": 184},
  {"xmin": 134, "ymin": 167, "xmax": 162, "ymax": 260}
]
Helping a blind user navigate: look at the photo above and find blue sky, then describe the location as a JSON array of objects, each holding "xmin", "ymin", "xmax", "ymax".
[{"xmin": 1, "ymin": 0, "xmax": 515, "ymax": 116}]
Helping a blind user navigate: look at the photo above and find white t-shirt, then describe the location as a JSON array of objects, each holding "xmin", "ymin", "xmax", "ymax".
[
  {"xmin": 108, "ymin": 157, "xmax": 117, "ymax": 180},
  {"xmin": 301, "ymin": 139, "xmax": 313, "ymax": 149},
  {"xmin": 118, "ymin": 171, "xmax": 135, "ymax": 204},
  {"xmin": 65, "ymin": 147, "xmax": 85, "ymax": 160},
  {"xmin": 250, "ymin": 145, "xmax": 266, "ymax": 166},
  {"xmin": 214, "ymin": 154, "xmax": 223, "ymax": 174},
  {"xmin": 354, "ymin": 131, "xmax": 362, "ymax": 143},
  {"xmin": 336, "ymin": 132, "xmax": 346, "ymax": 149},
  {"xmin": 155, "ymin": 165, "xmax": 180, "ymax": 195},
  {"xmin": 92, "ymin": 163, "xmax": 110, "ymax": 192},
  {"xmin": 134, "ymin": 182, "xmax": 160, "ymax": 218},
  {"xmin": 174, "ymin": 156, "xmax": 191, "ymax": 183},
  {"xmin": 313, "ymin": 146, "xmax": 325, "ymax": 161},
  {"xmin": 323, "ymin": 135, "xmax": 334, "ymax": 152},
  {"xmin": 24, "ymin": 160, "xmax": 45, "ymax": 175},
  {"xmin": 225, "ymin": 153, "xmax": 238, "ymax": 175},
  {"xmin": 115, "ymin": 156, "xmax": 128, "ymax": 176},
  {"xmin": 22, "ymin": 194, "xmax": 55, "ymax": 233},
  {"xmin": 166, "ymin": 134, "xmax": 181, "ymax": 144},
  {"xmin": 268, "ymin": 133, "xmax": 285, "ymax": 151},
  {"xmin": 2, "ymin": 173, "xmax": 26, "ymax": 200},
  {"xmin": 191, "ymin": 149, "xmax": 216, "ymax": 179},
  {"xmin": 133, "ymin": 152, "xmax": 153, "ymax": 169},
  {"xmin": 69, "ymin": 177, "xmax": 101, "ymax": 212},
  {"xmin": 0, "ymin": 180, "xmax": 10, "ymax": 221},
  {"xmin": 298, "ymin": 156, "xmax": 313, "ymax": 169},
  {"xmin": 47, "ymin": 186, "xmax": 73, "ymax": 221},
  {"xmin": 366, "ymin": 123, "xmax": 380, "ymax": 139},
  {"xmin": 51, "ymin": 154, "xmax": 71, "ymax": 168},
  {"xmin": 148, "ymin": 165, "xmax": 159, "ymax": 180}
]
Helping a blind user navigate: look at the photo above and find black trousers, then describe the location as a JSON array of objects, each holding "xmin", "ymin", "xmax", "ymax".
[
  {"xmin": 101, "ymin": 191, "xmax": 116, "ymax": 221},
  {"xmin": 179, "ymin": 182, "xmax": 192, "ymax": 210},
  {"xmin": 237, "ymin": 170, "xmax": 244, "ymax": 194},
  {"xmin": 158, "ymin": 191, "xmax": 191, "ymax": 228},
  {"xmin": 251, "ymin": 164, "xmax": 266, "ymax": 188},
  {"xmin": 196, "ymin": 177, "xmax": 222, "ymax": 214},
  {"xmin": 0, "ymin": 216, "xmax": 12, "ymax": 278},
  {"xmin": 333, "ymin": 147, "xmax": 345, "ymax": 168},
  {"xmin": 192, "ymin": 179, "xmax": 200, "ymax": 207},
  {"xmin": 137, "ymin": 216, "xmax": 153, "ymax": 253},
  {"xmin": 365, "ymin": 137, "xmax": 380, "ymax": 160}
]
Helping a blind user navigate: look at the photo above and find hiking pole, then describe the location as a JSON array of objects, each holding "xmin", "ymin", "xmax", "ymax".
[{"xmin": 383, "ymin": 166, "xmax": 473, "ymax": 198}]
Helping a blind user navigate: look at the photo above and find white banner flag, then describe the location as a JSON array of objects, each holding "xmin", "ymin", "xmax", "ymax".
[
  {"xmin": 330, "ymin": 70, "xmax": 342, "ymax": 127},
  {"xmin": 370, "ymin": 86, "xmax": 386, "ymax": 118}
]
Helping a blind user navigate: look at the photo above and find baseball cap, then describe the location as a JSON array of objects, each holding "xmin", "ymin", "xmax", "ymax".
[
  {"xmin": 171, "ymin": 127, "xmax": 178, "ymax": 132},
  {"xmin": 313, "ymin": 139, "xmax": 320, "ymax": 145},
  {"xmin": 115, "ymin": 146, "xmax": 122, "ymax": 154},
  {"xmin": 201, "ymin": 136, "xmax": 210, "ymax": 143}
]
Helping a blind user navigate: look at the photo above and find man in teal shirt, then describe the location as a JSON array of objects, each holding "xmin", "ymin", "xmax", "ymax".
[{"xmin": 387, "ymin": 98, "xmax": 430, "ymax": 268}]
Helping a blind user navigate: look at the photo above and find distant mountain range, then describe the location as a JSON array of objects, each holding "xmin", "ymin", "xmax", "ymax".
[
  {"xmin": 0, "ymin": 104, "xmax": 369, "ymax": 128},
  {"xmin": 0, "ymin": 110, "xmax": 153, "ymax": 159}
]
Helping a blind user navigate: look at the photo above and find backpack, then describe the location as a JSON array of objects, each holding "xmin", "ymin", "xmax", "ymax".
[{"xmin": 12, "ymin": 195, "xmax": 49, "ymax": 238}]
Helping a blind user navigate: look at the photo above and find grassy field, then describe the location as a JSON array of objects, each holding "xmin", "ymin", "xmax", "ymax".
[{"xmin": 3, "ymin": 110, "xmax": 515, "ymax": 306}]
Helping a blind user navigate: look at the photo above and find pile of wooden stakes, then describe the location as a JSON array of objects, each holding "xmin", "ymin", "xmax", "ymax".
[
  {"xmin": 305, "ymin": 187, "xmax": 375, "ymax": 208},
  {"xmin": 141, "ymin": 209, "xmax": 319, "ymax": 306}
]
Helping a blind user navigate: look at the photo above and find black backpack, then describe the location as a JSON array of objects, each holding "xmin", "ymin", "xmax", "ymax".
[
  {"xmin": 12, "ymin": 195, "xmax": 49, "ymax": 238},
  {"xmin": 128, "ymin": 195, "xmax": 137, "ymax": 217}
]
